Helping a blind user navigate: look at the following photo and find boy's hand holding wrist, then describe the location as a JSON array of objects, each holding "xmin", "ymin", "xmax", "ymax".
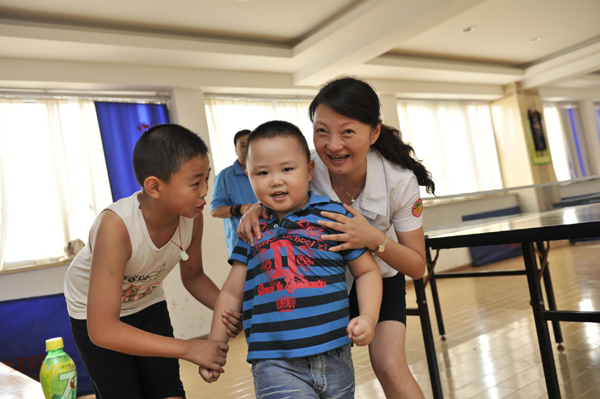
[{"xmin": 183, "ymin": 339, "xmax": 228, "ymax": 372}]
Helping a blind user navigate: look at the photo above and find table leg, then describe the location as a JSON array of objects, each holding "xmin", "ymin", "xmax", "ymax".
[
  {"xmin": 535, "ymin": 242, "xmax": 564, "ymax": 348},
  {"xmin": 522, "ymin": 242, "xmax": 561, "ymax": 398},
  {"xmin": 427, "ymin": 248, "xmax": 446, "ymax": 338},
  {"xmin": 429, "ymin": 274, "xmax": 446, "ymax": 339},
  {"xmin": 414, "ymin": 278, "xmax": 443, "ymax": 399}
]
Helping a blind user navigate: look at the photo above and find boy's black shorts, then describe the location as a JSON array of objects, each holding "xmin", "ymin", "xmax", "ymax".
[
  {"xmin": 70, "ymin": 300, "xmax": 186, "ymax": 399},
  {"xmin": 349, "ymin": 272, "xmax": 407, "ymax": 326}
]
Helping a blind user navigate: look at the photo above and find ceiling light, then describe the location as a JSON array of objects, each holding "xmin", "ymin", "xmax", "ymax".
[
  {"xmin": 462, "ymin": 26, "xmax": 475, "ymax": 34},
  {"xmin": 530, "ymin": 36, "xmax": 542, "ymax": 43}
]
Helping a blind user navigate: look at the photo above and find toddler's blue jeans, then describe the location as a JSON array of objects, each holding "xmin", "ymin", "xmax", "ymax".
[{"xmin": 251, "ymin": 344, "xmax": 355, "ymax": 399}]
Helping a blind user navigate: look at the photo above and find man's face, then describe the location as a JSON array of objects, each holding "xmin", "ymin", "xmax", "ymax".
[{"xmin": 235, "ymin": 134, "xmax": 250, "ymax": 167}]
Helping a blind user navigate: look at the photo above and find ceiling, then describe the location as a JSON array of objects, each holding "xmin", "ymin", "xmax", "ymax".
[{"xmin": 1, "ymin": 0, "xmax": 600, "ymax": 101}]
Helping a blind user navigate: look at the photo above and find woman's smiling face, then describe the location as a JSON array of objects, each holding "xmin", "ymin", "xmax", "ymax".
[{"xmin": 312, "ymin": 104, "xmax": 380, "ymax": 178}]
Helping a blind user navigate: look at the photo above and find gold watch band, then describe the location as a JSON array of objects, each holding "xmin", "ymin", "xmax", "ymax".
[{"xmin": 375, "ymin": 235, "xmax": 389, "ymax": 253}]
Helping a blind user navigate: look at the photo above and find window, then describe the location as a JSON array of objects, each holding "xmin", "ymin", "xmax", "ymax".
[
  {"xmin": 397, "ymin": 101, "xmax": 503, "ymax": 197},
  {"xmin": 0, "ymin": 98, "xmax": 112, "ymax": 270},
  {"xmin": 542, "ymin": 106, "xmax": 572, "ymax": 181},
  {"xmin": 204, "ymin": 97, "xmax": 313, "ymax": 174},
  {"xmin": 543, "ymin": 104, "xmax": 589, "ymax": 180},
  {"xmin": 594, "ymin": 104, "xmax": 600, "ymax": 145}
]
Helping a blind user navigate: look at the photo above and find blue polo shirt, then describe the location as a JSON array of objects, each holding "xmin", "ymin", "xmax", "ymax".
[
  {"xmin": 228, "ymin": 192, "xmax": 367, "ymax": 361},
  {"xmin": 210, "ymin": 160, "xmax": 257, "ymax": 255}
]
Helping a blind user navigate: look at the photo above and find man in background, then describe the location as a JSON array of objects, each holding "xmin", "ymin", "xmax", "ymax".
[{"xmin": 210, "ymin": 129, "xmax": 257, "ymax": 256}]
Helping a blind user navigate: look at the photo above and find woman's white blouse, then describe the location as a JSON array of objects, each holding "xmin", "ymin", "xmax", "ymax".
[{"xmin": 311, "ymin": 149, "xmax": 423, "ymax": 278}]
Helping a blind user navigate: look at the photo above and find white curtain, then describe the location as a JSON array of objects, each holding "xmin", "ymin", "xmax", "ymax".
[
  {"xmin": 397, "ymin": 101, "xmax": 502, "ymax": 197},
  {"xmin": 205, "ymin": 97, "xmax": 313, "ymax": 173},
  {"xmin": 0, "ymin": 98, "xmax": 112, "ymax": 270},
  {"xmin": 0, "ymin": 98, "xmax": 19, "ymax": 269}
]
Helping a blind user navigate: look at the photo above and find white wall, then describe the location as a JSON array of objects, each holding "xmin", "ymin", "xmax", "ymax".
[{"xmin": 0, "ymin": 264, "xmax": 70, "ymax": 301}]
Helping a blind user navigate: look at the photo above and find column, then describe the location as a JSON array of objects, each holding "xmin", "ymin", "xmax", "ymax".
[
  {"xmin": 490, "ymin": 83, "xmax": 560, "ymax": 211},
  {"xmin": 379, "ymin": 94, "xmax": 401, "ymax": 130}
]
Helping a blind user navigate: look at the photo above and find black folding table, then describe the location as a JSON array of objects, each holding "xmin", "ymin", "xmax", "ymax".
[{"xmin": 424, "ymin": 203, "xmax": 600, "ymax": 399}]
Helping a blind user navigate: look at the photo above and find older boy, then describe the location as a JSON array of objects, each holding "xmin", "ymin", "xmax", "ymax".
[
  {"xmin": 201, "ymin": 121, "xmax": 382, "ymax": 399},
  {"xmin": 64, "ymin": 124, "xmax": 240, "ymax": 398}
]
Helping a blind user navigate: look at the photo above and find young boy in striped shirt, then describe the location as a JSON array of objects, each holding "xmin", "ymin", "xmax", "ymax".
[{"xmin": 200, "ymin": 121, "xmax": 382, "ymax": 399}]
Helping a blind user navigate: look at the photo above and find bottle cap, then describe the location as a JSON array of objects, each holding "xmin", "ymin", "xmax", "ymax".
[{"xmin": 46, "ymin": 337, "xmax": 64, "ymax": 351}]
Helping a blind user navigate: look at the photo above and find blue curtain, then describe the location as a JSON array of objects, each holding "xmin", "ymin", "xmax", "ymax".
[{"xmin": 95, "ymin": 102, "xmax": 170, "ymax": 201}]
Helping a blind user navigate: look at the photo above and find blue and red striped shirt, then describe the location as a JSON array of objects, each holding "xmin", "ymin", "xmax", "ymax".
[{"xmin": 229, "ymin": 192, "xmax": 367, "ymax": 361}]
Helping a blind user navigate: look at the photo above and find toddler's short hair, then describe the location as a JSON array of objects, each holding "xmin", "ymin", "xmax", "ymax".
[
  {"xmin": 247, "ymin": 121, "xmax": 310, "ymax": 162},
  {"xmin": 133, "ymin": 123, "xmax": 209, "ymax": 186}
]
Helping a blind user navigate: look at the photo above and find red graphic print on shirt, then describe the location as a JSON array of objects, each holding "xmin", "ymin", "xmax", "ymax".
[
  {"xmin": 259, "ymin": 221, "xmax": 268, "ymax": 232},
  {"xmin": 297, "ymin": 245, "xmax": 315, "ymax": 276},
  {"xmin": 293, "ymin": 219, "xmax": 324, "ymax": 241},
  {"xmin": 271, "ymin": 240, "xmax": 306, "ymax": 284},
  {"xmin": 296, "ymin": 219, "xmax": 310, "ymax": 230},
  {"xmin": 276, "ymin": 295, "xmax": 296, "ymax": 312},
  {"xmin": 258, "ymin": 248, "xmax": 274, "ymax": 283},
  {"xmin": 256, "ymin": 238, "xmax": 327, "ymax": 309}
]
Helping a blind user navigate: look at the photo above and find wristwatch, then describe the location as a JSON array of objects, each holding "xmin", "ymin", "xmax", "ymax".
[{"xmin": 375, "ymin": 236, "xmax": 389, "ymax": 253}]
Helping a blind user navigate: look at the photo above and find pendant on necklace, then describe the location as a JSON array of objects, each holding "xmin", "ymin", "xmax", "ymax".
[
  {"xmin": 351, "ymin": 199, "xmax": 355, "ymax": 204},
  {"xmin": 180, "ymin": 251, "xmax": 189, "ymax": 261}
]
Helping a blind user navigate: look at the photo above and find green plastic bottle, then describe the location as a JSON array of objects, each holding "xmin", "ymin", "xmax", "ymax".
[{"xmin": 39, "ymin": 337, "xmax": 77, "ymax": 399}]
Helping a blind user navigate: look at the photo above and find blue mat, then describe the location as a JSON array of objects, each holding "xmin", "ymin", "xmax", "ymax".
[
  {"xmin": 0, "ymin": 293, "xmax": 93, "ymax": 394},
  {"xmin": 462, "ymin": 206, "xmax": 523, "ymax": 266}
]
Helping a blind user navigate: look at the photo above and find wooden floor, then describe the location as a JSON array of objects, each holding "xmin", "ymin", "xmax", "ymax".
[{"xmin": 178, "ymin": 242, "xmax": 600, "ymax": 399}]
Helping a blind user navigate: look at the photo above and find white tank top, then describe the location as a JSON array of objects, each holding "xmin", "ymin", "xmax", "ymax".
[{"xmin": 64, "ymin": 191, "xmax": 194, "ymax": 319}]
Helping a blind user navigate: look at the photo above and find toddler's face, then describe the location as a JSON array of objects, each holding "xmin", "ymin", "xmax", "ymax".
[{"xmin": 246, "ymin": 136, "xmax": 314, "ymax": 220}]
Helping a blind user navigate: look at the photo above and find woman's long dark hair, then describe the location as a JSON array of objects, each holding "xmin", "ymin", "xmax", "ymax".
[{"xmin": 308, "ymin": 77, "xmax": 435, "ymax": 194}]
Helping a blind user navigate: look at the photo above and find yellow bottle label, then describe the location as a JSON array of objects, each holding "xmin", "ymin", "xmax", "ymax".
[{"xmin": 40, "ymin": 359, "xmax": 77, "ymax": 399}]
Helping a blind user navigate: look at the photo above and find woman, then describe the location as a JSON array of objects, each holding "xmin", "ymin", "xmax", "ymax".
[{"xmin": 239, "ymin": 77, "xmax": 435, "ymax": 399}]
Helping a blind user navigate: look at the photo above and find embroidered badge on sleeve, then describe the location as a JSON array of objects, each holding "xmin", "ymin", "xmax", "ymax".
[{"xmin": 412, "ymin": 198, "xmax": 423, "ymax": 217}]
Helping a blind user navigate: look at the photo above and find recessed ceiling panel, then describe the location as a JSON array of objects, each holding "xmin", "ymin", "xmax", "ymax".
[
  {"xmin": 0, "ymin": 0, "xmax": 361, "ymax": 45},
  {"xmin": 388, "ymin": 0, "xmax": 600, "ymax": 65}
]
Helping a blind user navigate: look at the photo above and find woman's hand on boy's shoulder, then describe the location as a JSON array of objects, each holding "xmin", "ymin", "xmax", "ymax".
[
  {"xmin": 237, "ymin": 202, "xmax": 269, "ymax": 245},
  {"xmin": 318, "ymin": 203, "xmax": 380, "ymax": 252}
]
